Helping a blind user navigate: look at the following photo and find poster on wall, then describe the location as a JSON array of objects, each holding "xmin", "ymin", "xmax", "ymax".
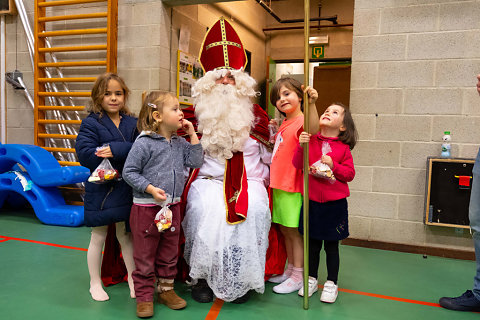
[{"xmin": 177, "ymin": 50, "xmax": 204, "ymax": 106}]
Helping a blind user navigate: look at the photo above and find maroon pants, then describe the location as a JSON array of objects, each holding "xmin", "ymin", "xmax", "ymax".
[{"xmin": 129, "ymin": 203, "xmax": 181, "ymax": 302}]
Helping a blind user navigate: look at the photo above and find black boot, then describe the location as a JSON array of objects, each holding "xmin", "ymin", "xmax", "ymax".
[
  {"xmin": 231, "ymin": 291, "xmax": 250, "ymax": 304},
  {"xmin": 191, "ymin": 279, "xmax": 214, "ymax": 303}
]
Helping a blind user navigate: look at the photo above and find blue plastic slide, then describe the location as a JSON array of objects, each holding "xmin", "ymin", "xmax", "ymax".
[{"xmin": 0, "ymin": 143, "xmax": 90, "ymax": 226}]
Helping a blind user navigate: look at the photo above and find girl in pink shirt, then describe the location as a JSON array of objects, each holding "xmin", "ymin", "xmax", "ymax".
[
  {"xmin": 293, "ymin": 103, "xmax": 357, "ymax": 303},
  {"xmin": 268, "ymin": 77, "xmax": 319, "ymax": 294}
]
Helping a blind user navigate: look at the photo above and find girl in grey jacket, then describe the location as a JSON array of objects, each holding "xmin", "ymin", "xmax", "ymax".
[{"xmin": 123, "ymin": 91, "xmax": 203, "ymax": 318}]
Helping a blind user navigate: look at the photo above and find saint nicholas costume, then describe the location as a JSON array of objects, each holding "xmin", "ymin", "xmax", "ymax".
[{"xmin": 180, "ymin": 17, "xmax": 286, "ymax": 302}]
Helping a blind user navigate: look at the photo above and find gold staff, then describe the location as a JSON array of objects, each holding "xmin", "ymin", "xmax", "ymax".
[{"xmin": 302, "ymin": 0, "xmax": 310, "ymax": 310}]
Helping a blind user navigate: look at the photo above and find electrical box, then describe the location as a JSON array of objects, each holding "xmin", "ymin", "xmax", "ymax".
[
  {"xmin": 0, "ymin": 0, "xmax": 16, "ymax": 15},
  {"xmin": 425, "ymin": 157, "xmax": 474, "ymax": 228}
]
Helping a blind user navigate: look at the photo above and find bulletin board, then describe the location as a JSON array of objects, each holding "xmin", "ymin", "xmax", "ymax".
[{"xmin": 176, "ymin": 50, "xmax": 204, "ymax": 106}]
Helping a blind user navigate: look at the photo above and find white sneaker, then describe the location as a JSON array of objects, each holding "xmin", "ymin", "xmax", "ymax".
[
  {"xmin": 320, "ymin": 280, "xmax": 338, "ymax": 303},
  {"xmin": 298, "ymin": 277, "xmax": 318, "ymax": 297},
  {"xmin": 273, "ymin": 277, "xmax": 303, "ymax": 294},
  {"xmin": 268, "ymin": 273, "xmax": 290, "ymax": 284}
]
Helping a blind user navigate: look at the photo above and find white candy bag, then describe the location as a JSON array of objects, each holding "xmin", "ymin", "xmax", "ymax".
[
  {"xmin": 154, "ymin": 205, "xmax": 173, "ymax": 232},
  {"xmin": 309, "ymin": 141, "xmax": 336, "ymax": 183}
]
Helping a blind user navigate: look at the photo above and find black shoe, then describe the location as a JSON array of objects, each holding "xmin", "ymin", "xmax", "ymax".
[
  {"xmin": 191, "ymin": 279, "xmax": 214, "ymax": 303},
  {"xmin": 439, "ymin": 290, "xmax": 480, "ymax": 311},
  {"xmin": 231, "ymin": 291, "xmax": 250, "ymax": 304}
]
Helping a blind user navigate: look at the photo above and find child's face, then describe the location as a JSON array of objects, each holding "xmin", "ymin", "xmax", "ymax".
[
  {"xmin": 320, "ymin": 104, "xmax": 346, "ymax": 131},
  {"xmin": 158, "ymin": 96, "xmax": 184, "ymax": 132},
  {"xmin": 102, "ymin": 79, "xmax": 125, "ymax": 117},
  {"xmin": 276, "ymin": 85, "xmax": 302, "ymax": 114}
]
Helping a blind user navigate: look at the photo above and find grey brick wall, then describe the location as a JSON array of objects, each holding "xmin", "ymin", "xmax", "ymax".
[{"xmin": 351, "ymin": 0, "xmax": 480, "ymax": 250}]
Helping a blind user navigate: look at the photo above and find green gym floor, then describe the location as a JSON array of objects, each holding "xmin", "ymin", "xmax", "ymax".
[{"xmin": 1, "ymin": 209, "xmax": 479, "ymax": 320}]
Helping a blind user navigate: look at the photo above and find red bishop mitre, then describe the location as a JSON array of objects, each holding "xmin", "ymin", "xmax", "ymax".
[{"xmin": 199, "ymin": 17, "xmax": 248, "ymax": 72}]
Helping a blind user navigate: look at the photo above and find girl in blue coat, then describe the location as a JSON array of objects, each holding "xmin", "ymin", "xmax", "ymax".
[{"xmin": 75, "ymin": 73, "xmax": 138, "ymax": 301}]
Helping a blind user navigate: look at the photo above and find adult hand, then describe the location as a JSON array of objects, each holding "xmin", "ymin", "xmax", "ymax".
[{"xmin": 269, "ymin": 118, "xmax": 279, "ymax": 131}]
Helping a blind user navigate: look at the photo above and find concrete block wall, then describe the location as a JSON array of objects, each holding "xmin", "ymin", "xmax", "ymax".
[
  {"xmin": 5, "ymin": 0, "xmax": 173, "ymax": 144},
  {"xmin": 4, "ymin": 0, "xmax": 266, "ymax": 145},
  {"xmin": 350, "ymin": 0, "xmax": 480, "ymax": 251},
  {"xmin": 6, "ymin": 1, "xmax": 34, "ymax": 144}
]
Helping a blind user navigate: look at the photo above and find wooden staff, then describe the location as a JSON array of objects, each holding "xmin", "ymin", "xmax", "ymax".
[{"xmin": 302, "ymin": 0, "xmax": 310, "ymax": 310}]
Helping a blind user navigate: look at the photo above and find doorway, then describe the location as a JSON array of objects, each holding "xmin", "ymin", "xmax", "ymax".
[
  {"xmin": 267, "ymin": 60, "xmax": 351, "ymax": 118},
  {"xmin": 313, "ymin": 63, "xmax": 351, "ymax": 115}
]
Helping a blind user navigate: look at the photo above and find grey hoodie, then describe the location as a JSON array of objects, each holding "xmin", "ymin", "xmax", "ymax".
[{"xmin": 123, "ymin": 131, "xmax": 203, "ymax": 205}]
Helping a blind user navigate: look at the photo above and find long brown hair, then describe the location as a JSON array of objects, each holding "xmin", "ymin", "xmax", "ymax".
[
  {"xmin": 269, "ymin": 76, "xmax": 304, "ymax": 116},
  {"xmin": 88, "ymin": 72, "xmax": 131, "ymax": 116},
  {"xmin": 137, "ymin": 91, "xmax": 177, "ymax": 133},
  {"xmin": 333, "ymin": 102, "xmax": 358, "ymax": 150}
]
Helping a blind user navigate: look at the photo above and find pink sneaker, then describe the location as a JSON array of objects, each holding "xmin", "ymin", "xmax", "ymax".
[
  {"xmin": 268, "ymin": 273, "xmax": 290, "ymax": 284},
  {"xmin": 273, "ymin": 277, "xmax": 303, "ymax": 294}
]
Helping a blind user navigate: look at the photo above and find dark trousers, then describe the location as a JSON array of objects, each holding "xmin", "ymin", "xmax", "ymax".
[
  {"xmin": 309, "ymin": 239, "xmax": 339, "ymax": 284},
  {"xmin": 130, "ymin": 203, "xmax": 181, "ymax": 302}
]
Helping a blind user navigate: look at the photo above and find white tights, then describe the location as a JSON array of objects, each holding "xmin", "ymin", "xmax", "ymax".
[{"xmin": 87, "ymin": 222, "xmax": 136, "ymax": 301}]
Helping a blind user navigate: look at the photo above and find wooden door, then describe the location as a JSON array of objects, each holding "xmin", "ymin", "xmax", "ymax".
[{"xmin": 313, "ymin": 64, "xmax": 351, "ymax": 115}]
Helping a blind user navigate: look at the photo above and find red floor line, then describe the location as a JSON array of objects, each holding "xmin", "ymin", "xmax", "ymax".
[
  {"xmin": 338, "ymin": 287, "xmax": 441, "ymax": 307},
  {"xmin": 203, "ymin": 288, "xmax": 441, "ymax": 320},
  {"xmin": 0, "ymin": 234, "xmax": 444, "ymax": 314},
  {"xmin": 0, "ymin": 235, "xmax": 88, "ymax": 251},
  {"xmin": 205, "ymin": 299, "xmax": 224, "ymax": 320}
]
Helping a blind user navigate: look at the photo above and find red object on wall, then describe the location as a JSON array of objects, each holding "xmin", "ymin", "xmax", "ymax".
[{"xmin": 458, "ymin": 175, "xmax": 471, "ymax": 187}]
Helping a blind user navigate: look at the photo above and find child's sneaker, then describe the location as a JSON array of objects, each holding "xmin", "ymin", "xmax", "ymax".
[
  {"xmin": 320, "ymin": 280, "xmax": 338, "ymax": 303},
  {"xmin": 268, "ymin": 273, "xmax": 290, "ymax": 284},
  {"xmin": 273, "ymin": 277, "xmax": 303, "ymax": 294},
  {"xmin": 298, "ymin": 277, "xmax": 318, "ymax": 297}
]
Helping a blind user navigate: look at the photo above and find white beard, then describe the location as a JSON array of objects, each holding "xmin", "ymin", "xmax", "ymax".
[{"xmin": 194, "ymin": 84, "xmax": 254, "ymax": 161}]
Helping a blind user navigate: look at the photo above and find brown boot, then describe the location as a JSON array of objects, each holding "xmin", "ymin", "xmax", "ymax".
[
  {"xmin": 157, "ymin": 281, "xmax": 187, "ymax": 310},
  {"xmin": 136, "ymin": 301, "xmax": 154, "ymax": 318}
]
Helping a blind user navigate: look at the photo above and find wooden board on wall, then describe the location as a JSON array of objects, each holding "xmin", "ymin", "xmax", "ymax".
[
  {"xmin": 425, "ymin": 157, "xmax": 474, "ymax": 228},
  {"xmin": 313, "ymin": 65, "xmax": 351, "ymax": 115}
]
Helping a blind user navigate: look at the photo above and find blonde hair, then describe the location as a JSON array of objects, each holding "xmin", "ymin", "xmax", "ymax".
[
  {"xmin": 137, "ymin": 91, "xmax": 177, "ymax": 133},
  {"xmin": 88, "ymin": 72, "xmax": 131, "ymax": 116}
]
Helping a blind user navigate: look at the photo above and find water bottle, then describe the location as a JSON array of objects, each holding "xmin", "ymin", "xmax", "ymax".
[{"xmin": 441, "ymin": 131, "xmax": 451, "ymax": 158}]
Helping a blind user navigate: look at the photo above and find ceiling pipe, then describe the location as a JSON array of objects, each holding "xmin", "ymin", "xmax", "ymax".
[
  {"xmin": 263, "ymin": 23, "xmax": 353, "ymax": 32},
  {"xmin": 255, "ymin": 0, "xmax": 338, "ymax": 24}
]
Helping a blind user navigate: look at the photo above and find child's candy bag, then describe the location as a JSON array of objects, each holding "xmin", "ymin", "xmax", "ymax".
[
  {"xmin": 155, "ymin": 205, "xmax": 173, "ymax": 232},
  {"xmin": 309, "ymin": 141, "xmax": 336, "ymax": 183},
  {"xmin": 88, "ymin": 158, "xmax": 120, "ymax": 184}
]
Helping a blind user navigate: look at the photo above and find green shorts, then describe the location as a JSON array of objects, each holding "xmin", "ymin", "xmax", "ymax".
[{"xmin": 272, "ymin": 188, "xmax": 302, "ymax": 228}]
